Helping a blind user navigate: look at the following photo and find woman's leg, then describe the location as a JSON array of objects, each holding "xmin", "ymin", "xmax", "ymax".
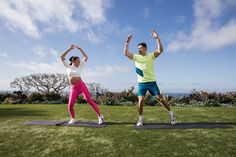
[
  {"xmin": 80, "ymin": 81, "xmax": 101, "ymax": 116},
  {"xmin": 68, "ymin": 88, "xmax": 79, "ymax": 119}
]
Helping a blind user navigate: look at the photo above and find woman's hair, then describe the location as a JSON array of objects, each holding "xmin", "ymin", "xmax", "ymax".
[{"xmin": 69, "ymin": 56, "xmax": 80, "ymax": 65}]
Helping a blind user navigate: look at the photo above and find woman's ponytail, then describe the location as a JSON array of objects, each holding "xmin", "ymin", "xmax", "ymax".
[{"xmin": 69, "ymin": 56, "xmax": 74, "ymax": 66}]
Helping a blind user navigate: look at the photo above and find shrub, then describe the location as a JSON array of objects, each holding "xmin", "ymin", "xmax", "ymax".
[
  {"xmin": 204, "ymin": 99, "xmax": 220, "ymax": 107},
  {"xmin": 43, "ymin": 92, "xmax": 61, "ymax": 101},
  {"xmin": 27, "ymin": 92, "xmax": 44, "ymax": 103},
  {"xmin": 0, "ymin": 92, "xmax": 14, "ymax": 104},
  {"xmin": 77, "ymin": 95, "xmax": 87, "ymax": 104},
  {"xmin": 2, "ymin": 97, "xmax": 15, "ymax": 104},
  {"xmin": 144, "ymin": 95, "xmax": 158, "ymax": 106}
]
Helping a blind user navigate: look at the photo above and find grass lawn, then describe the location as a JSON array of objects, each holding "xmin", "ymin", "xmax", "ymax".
[{"xmin": 0, "ymin": 104, "xmax": 235, "ymax": 157}]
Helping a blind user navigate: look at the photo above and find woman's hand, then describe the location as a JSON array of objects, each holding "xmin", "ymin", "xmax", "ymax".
[{"xmin": 70, "ymin": 44, "xmax": 80, "ymax": 50}]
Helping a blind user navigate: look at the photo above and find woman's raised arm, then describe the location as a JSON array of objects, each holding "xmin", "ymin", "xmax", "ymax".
[{"xmin": 60, "ymin": 45, "xmax": 77, "ymax": 61}]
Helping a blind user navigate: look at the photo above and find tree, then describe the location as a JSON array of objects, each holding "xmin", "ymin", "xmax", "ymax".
[
  {"xmin": 86, "ymin": 83, "xmax": 108, "ymax": 98},
  {"xmin": 10, "ymin": 77, "xmax": 31, "ymax": 95},
  {"xmin": 10, "ymin": 74, "xmax": 69, "ymax": 94}
]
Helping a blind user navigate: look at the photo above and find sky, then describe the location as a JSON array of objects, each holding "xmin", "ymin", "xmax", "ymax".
[{"xmin": 0, "ymin": 0, "xmax": 236, "ymax": 93}]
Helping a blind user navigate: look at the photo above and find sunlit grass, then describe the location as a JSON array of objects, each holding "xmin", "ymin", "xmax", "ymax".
[{"xmin": 0, "ymin": 104, "xmax": 235, "ymax": 157}]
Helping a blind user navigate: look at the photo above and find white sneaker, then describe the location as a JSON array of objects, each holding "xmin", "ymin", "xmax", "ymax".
[
  {"xmin": 136, "ymin": 118, "xmax": 143, "ymax": 126},
  {"xmin": 68, "ymin": 118, "xmax": 76, "ymax": 125},
  {"xmin": 169, "ymin": 112, "xmax": 176, "ymax": 125},
  {"xmin": 98, "ymin": 114, "xmax": 104, "ymax": 125}
]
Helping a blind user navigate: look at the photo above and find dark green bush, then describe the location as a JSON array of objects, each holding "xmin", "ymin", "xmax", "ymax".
[
  {"xmin": 27, "ymin": 92, "xmax": 44, "ymax": 103},
  {"xmin": 0, "ymin": 92, "xmax": 14, "ymax": 104},
  {"xmin": 43, "ymin": 92, "xmax": 61, "ymax": 101},
  {"xmin": 204, "ymin": 99, "xmax": 221, "ymax": 107}
]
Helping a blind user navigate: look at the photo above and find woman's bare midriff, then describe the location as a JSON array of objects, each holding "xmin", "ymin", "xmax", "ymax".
[{"xmin": 69, "ymin": 77, "xmax": 81, "ymax": 85}]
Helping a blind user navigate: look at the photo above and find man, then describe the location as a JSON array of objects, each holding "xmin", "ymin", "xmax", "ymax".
[{"xmin": 123, "ymin": 29, "xmax": 176, "ymax": 126}]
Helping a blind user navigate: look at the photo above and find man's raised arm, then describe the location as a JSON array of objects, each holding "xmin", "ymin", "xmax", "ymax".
[
  {"xmin": 123, "ymin": 34, "xmax": 134, "ymax": 60},
  {"xmin": 152, "ymin": 29, "xmax": 163, "ymax": 58}
]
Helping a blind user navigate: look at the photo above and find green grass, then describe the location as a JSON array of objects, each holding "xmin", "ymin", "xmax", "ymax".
[{"xmin": 0, "ymin": 104, "xmax": 235, "ymax": 157}]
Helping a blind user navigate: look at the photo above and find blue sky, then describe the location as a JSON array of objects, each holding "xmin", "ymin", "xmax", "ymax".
[{"xmin": 0, "ymin": 0, "xmax": 236, "ymax": 93}]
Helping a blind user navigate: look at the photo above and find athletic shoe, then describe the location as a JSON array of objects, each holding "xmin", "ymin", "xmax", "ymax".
[
  {"xmin": 169, "ymin": 112, "xmax": 176, "ymax": 125},
  {"xmin": 98, "ymin": 114, "xmax": 104, "ymax": 125},
  {"xmin": 68, "ymin": 118, "xmax": 76, "ymax": 125},
  {"xmin": 136, "ymin": 118, "xmax": 143, "ymax": 126}
]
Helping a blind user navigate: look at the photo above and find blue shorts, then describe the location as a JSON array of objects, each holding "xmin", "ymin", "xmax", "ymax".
[{"xmin": 138, "ymin": 81, "xmax": 160, "ymax": 96}]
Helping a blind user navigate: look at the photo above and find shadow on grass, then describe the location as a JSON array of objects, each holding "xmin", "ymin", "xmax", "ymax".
[
  {"xmin": 106, "ymin": 121, "xmax": 236, "ymax": 126},
  {"xmin": 0, "ymin": 107, "xmax": 47, "ymax": 117}
]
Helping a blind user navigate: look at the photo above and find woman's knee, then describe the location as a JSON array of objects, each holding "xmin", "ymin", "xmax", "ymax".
[{"xmin": 68, "ymin": 104, "xmax": 74, "ymax": 111}]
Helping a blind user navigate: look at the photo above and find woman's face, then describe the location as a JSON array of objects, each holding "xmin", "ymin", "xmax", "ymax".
[{"xmin": 73, "ymin": 57, "xmax": 80, "ymax": 66}]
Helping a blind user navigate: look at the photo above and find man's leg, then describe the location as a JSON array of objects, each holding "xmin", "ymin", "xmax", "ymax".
[
  {"xmin": 138, "ymin": 96, "xmax": 144, "ymax": 115},
  {"xmin": 156, "ymin": 94, "xmax": 176, "ymax": 125},
  {"xmin": 137, "ymin": 96, "xmax": 145, "ymax": 126},
  {"xmin": 156, "ymin": 94, "xmax": 170, "ymax": 111}
]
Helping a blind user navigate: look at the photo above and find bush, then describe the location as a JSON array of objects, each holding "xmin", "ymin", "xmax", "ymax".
[
  {"xmin": 100, "ymin": 97, "xmax": 116, "ymax": 106},
  {"xmin": 27, "ymin": 92, "xmax": 68, "ymax": 104},
  {"xmin": 204, "ymin": 99, "xmax": 221, "ymax": 107},
  {"xmin": 27, "ymin": 92, "xmax": 44, "ymax": 103},
  {"xmin": 43, "ymin": 92, "xmax": 61, "ymax": 101},
  {"xmin": 76, "ymin": 95, "xmax": 87, "ymax": 104},
  {"xmin": 1, "ymin": 91, "xmax": 27, "ymax": 104},
  {"xmin": 2, "ymin": 97, "xmax": 26, "ymax": 104},
  {"xmin": 144, "ymin": 95, "xmax": 159, "ymax": 106},
  {"xmin": 174, "ymin": 90, "xmax": 236, "ymax": 107},
  {"xmin": 2, "ymin": 97, "xmax": 15, "ymax": 104},
  {"xmin": 0, "ymin": 92, "xmax": 14, "ymax": 104}
]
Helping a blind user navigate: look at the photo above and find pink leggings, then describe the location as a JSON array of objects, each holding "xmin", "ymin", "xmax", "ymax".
[{"xmin": 68, "ymin": 80, "xmax": 101, "ymax": 119}]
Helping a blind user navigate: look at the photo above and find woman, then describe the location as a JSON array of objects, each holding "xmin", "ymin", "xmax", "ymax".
[{"xmin": 60, "ymin": 44, "xmax": 104, "ymax": 125}]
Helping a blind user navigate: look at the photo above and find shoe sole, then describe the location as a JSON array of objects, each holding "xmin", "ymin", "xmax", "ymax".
[{"xmin": 136, "ymin": 123, "xmax": 143, "ymax": 126}]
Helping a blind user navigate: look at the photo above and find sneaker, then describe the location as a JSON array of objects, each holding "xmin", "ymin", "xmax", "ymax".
[
  {"xmin": 68, "ymin": 118, "xmax": 76, "ymax": 125},
  {"xmin": 136, "ymin": 118, "xmax": 143, "ymax": 126},
  {"xmin": 98, "ymin": 114, "xmax": 104, "ymax": 125},
  {"xmin": 169, "ymin": 112, "xmax": 176, "ymax": 125}
]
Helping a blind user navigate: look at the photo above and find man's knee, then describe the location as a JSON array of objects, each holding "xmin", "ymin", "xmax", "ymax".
[
  {"xmin": 138, "ymin": 96, "xmax": 144, "ymax": 104},
  {"xmin": 157, "ymin": 94, "xmax": 165, "ymax": 102}
]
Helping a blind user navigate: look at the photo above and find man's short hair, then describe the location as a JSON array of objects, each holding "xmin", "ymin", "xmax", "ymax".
[{"xmin": 137, "ymin": 42, "xmax": 147, "ymax": 48}]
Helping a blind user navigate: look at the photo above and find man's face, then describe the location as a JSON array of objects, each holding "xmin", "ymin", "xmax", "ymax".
[{"xmin": 138, "ymin": 45, "xmax": 147, "ymax": 55}]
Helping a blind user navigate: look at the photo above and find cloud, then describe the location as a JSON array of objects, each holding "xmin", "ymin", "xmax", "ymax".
[
  {"xmin": 0, "ymin": 0, "xmax": 112, "ymax": 39},
  {"xmin": 143, "ymin": 8, "xmax": 150, "ymax": 18},
  {"xmin": 10, "ymin": 59, "xmax": 132, "ymax": 85},
  {"xmin": 84, "ymin": 20, "xmax": 133, "ymax": 44},
  {"xmin": 83, "ymin": 64, "xmax": 131, "ymax": 80},
  {"xmin": 78, "ymin": 0, "xmax": 112, "ymax": 24},
  {"xmin": 86, "ymin": 29, "xmax": 103, "ymax": 44},
  {"xmin": 167, "ymin": 0, "xmax": 236, "ymax": 53},
  {"xmin": 175, "ymin": 16, "xmax": 186, "ymax": 23},
  {"xmin": 33, "ymin": 46, "xmax": 59, "ymax": 58},
  {"xmin": 33, "ymin": 46, "xmax": 47, "ymax": 57},
  {"xmin": 0, "ymin": 0, "xmax": 132, "ymax": 44},
  {"xmin": 10, "ymin": 59, "xmax": 65, "ymax": 74},
  {"xmin": 0, "ymin": 52, "xmax": 8, "ymax": 57}
]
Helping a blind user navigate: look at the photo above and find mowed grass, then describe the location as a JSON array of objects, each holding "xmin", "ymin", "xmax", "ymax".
[{"xmin": 0, "ymin": 104, "xmax": 235, "ymax": 157}]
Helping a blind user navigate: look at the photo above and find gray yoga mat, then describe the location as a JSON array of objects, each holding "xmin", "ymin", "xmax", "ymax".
[
  {"xmin": 134, "ymin": 122, "xmax": 234, "ymax": 130},
  {"xmin": 23, "ymin": 120, "xmax": 66, "ymax": 126},
  {"xmin": 23, "ymin": 120, "xmax": 106, "ymax": 128}
]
